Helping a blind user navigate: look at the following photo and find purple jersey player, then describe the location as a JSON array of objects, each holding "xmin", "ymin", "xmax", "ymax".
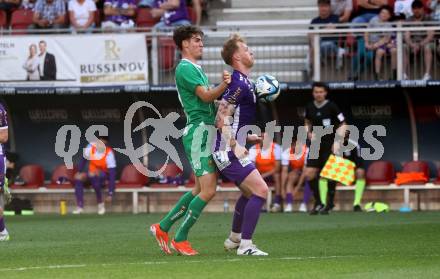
[
  {"xmin": 0, "ymin": 103, "xmax": 9, "ymax": 241},
  {"xmin": 214, "ymin": 34, "xmax": 269, "ymax": 256}
]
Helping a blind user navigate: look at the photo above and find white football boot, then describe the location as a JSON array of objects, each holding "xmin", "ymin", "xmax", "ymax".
[
  {"xmin": 224, "ymin": 238, "xmax": 240, "ymax": 251},
  {"xmin": 237, "ymin": 240, "xmax": 268, "ymax": 256},
  {"xmin": 0, "ymin": 229, "xmax": 10, "ymax": 242},
  {"xmin": 284, "ymin": 203, "xmax": 293, "ymax": 213},
  {"xmin": 98, "ymin": 203, "xmax": 106, "ymax": 215},
  {"xmin": 299, "ymin": 202, "xmax": 307, "ymax": 213},
  {"xmin": 72, "ymin": 207, "xmax": 83, "ymax": 215}
]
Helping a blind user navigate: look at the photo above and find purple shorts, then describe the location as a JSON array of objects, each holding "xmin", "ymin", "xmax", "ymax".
[{"xmin": 213, "ymin": 150, "xmax": 256, "ymax": 186}]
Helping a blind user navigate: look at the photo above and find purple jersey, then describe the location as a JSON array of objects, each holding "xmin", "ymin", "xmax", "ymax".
[
  {"xmin": 154, "ymin": 0, "xmax": 189, "ymax": 25},
  {"xmin": 213, "ymin": 71, "xmax": 257, "ymax": 185},
  {"xmin": 0, "ymin": 104, "xmax": 8, "ymax": 156},
  {"xmin": 215, "ymin": 70, "xmax": 256, "ymax": 151},
  {"xmin": 104, "ymin": 0, "xmax": 135, "ymax": 24}
]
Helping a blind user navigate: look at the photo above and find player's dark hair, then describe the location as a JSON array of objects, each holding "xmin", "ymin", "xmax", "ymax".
[
  {"xmin": 221, "ymin": 33, "xmax": 246, "ymax": 66},
  {"xmin": 411, "ymin": 0, "xmax": 424, "ymax": 9},
  {"xmin": 312, "ymin": 81, "xmax": 329, "ymax": 92},
  {"xmin": 317, "ymin": 0, "xmax": 330, "ymax": 6},
  {"xmin": 173, "ymin": 25, "xmax": 204, "ymax": 51}
]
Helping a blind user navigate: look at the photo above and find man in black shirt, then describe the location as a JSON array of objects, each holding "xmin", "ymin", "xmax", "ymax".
[{"xmin": 304, "ymin": 81, "xmax": 346, "ymax": 215}]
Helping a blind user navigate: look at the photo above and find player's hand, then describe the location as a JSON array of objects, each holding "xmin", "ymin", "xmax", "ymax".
[
  {"xmin": 247, "ymin": 134, "xmax": 263, "ymax": 145},
  {"xmin": 233, "ymin": 144, "xmax": 248, "ymax": 159},
  {"xmin": 222, "ymin": 70, "xmax": 231, "ymax": 85},
  {"xmin": 332, "ymin": 141, "xmax": 341, "ymax": 156}
]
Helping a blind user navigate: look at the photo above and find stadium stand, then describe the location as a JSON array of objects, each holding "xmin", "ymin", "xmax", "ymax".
[
  {"xmin": 10, "ymin": 9, "xmax": 33, "ymax": 32},
  {"xmin": 116, "ymin": 164, "xmax": 149, "ymax": 188},
  {"xmin": 46, "ymin": 164, "xmax": 77, "ymax": 189},
  {"xmin": 0, "ymin": 10, "xmax": 7, "ymax": 28},
  {"xmin": 366, "ymin": 161, "xmax": 396, "ymax": 185},
  {"xmin": 11, "ymin": 164, "xmax": 45, "ymax": 189}
]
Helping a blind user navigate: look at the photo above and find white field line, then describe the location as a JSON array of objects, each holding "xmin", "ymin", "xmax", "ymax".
[{"xmin": 1, "ymin": 254, "xmax": 439, "ymax": 272}]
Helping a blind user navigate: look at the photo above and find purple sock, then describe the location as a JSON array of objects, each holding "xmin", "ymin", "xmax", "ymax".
[
  {"xmin": 303, "ymin": 181, "xmax": 312, "ymax": 204},
  {"xmin": 274, "ymin": 194, "xmax": 282, "ymax": 205},
  {"xmin": 241, "ymin": 195, "xmax": 266, "ymax": 240},
  {"xmin": 74, "ymin": 180, "xmax": 84, "ymax": 208},
  {"xmin": 286, "ymin": 193, "xmax": 293, "ymax": 204},
  {"xmin": 91, "ymin": 176, "xmax": 103, "ymax": 204},
  {"xmin": 0, "ymin": 217, "xmax": 5, "ymax": 231},
  {"xmin": 231, "ymin": 195, "xmax": 249, "ymax": 233}
]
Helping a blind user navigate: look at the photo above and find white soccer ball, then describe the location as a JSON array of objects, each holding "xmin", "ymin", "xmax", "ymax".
[{"xmin": 255, "ymin": 74, "xmax": 281, "ymax": 102}]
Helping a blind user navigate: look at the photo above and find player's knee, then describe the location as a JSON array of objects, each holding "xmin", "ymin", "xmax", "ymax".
[
  {"xmin": 254, "ymin": 184, "xmax": 269, "ymax": 199},
  {"xmin": 201, "ymin": 187, "xmax": 216, "ymax": 201},
  {"xmin": 0, "ymin": 208, "xmax": 3, "ymax": 216}
]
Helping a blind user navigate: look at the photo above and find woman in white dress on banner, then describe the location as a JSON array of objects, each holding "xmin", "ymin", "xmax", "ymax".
[{"xmin": 23, "ymin": 44, "xmax": 40, "ymax": 81}]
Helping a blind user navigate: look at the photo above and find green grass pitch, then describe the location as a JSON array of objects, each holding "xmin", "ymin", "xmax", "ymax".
[{"xmin": 1, "ymin": 212, "xmax": 440, "ymax": 278}]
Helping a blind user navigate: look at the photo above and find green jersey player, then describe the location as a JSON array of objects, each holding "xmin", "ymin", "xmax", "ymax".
[{"xmin": 150, "ymin": 25, "xmax": 231, "ymax": 256}]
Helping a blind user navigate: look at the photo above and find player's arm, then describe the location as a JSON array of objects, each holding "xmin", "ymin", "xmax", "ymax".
[
  {"xmin": 215, "ymin": 99, "xmax": 236, "ymax": 148},
  {"xmin": 195, "ymin": 71, "xmax": 231, "ymax": 103},
  {"xmin": 0, "ymin": 128, "xmax": 8, "ymax": 143},
  {"xmin": 304, "ymin": 118, "xmax": 313, "ymax": 140},
  {"xmin": 158, "ymin": 0, "xmax": 180, "ymax": 10}
]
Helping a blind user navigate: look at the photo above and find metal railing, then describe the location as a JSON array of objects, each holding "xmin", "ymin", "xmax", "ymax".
[{"xmin": 2, "ymin": 23, "xmax": 440, "ymax": 86}]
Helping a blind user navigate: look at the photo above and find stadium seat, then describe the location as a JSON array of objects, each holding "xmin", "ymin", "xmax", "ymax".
[
  {"xmin": 159, "ymin": 37, "xmax": 176, "ymax": 71},
  {"xmin": 0, "ymin": 10, "xmax": 7, "ymax": 29},
  {"xmin": 136, "ymin": 8, "xmax": 159, "ymax": 28},
  {"xmin": 435, "ymin": 168, "xmax": 440, "ymax": 185},
  {"xmin": 401, "ymin": 161, "xmax": 430, "ymax": 185},
  {"xmin": 94, "ymin": 9, "xmax": 101, "ymax": 27},
  {"xmin": 187, "ymin": 6, "xmax": 197, "ymax": 24},
  {"xmin": 10, "ymin": 9, "xmax": 34, "ymax": 34},
  {"xmin": 46, "ymin": 164, "xmax": 77, "ymax": 189},
  {"xmin": 149, "ymin": 163, "xmax": 183, "ymax": 188},
  {"xmin": 11, "ymin": 164, "xmax": 45, "ymax": 189},
  {"xmin": 366, "ymin": 161, "xmax": 395, "ymax": 185},
  {"xmin": 116, "ymin": 164, "xmax": 148, "ymax": 188}
]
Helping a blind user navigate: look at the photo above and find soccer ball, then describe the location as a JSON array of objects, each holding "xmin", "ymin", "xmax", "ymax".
[{"xmin": 255, "ymin": 74, "xmax": 281, "ymax": 102}]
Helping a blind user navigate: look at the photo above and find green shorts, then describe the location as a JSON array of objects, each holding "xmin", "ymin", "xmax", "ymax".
[{"xmin": 182, "ymin": 122, "xmax": 216, "ymax": 177}]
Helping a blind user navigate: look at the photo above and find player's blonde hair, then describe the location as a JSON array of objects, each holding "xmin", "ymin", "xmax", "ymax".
[{"xmin": 221, "ymin": 33, "xmax": 246, "ymax": 66}]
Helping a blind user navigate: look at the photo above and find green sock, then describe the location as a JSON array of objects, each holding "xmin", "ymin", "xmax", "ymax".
[
  {"xmin": 319, "ymin": 178, "xmax": 328, "ymax": 206},
  {"xmin": 353, "ymin": 179, "xmax": 366, "ymax": 206},
  {"xmin": 159, "ymin": 191, "xmax": 195, "ymax": 232},
  {"xmin": 174, "ymin": 196, "xmax": 207, "ymax": 242}
]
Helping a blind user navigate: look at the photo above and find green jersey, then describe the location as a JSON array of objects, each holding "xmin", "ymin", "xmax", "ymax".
[{"xmin": 175, "ymin": 59, "xmax": 216, "ymax": 125}]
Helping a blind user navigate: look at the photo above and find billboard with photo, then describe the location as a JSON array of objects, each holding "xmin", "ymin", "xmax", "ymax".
[{"xmin": 0, "ymin": 34, "xmax": 148, "ymax": 93}]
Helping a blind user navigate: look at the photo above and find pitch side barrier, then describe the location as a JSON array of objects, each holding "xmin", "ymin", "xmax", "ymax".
[
  {"xmin": 1, "ymin": 23, "xmax": 440, "ymax": 94},
  {"xmin": 10, "ymin": 183, "xmax": 440, "ymax": 213}
]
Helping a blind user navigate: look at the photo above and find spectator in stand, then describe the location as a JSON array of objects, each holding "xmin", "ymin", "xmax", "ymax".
[
  {"xmin": 331, "ymin": 0, "xmax": 353, "ymax": 23},
  {"xmin": 29, "ymin": 0, "xmax": 66, "ymax": 30},
  {"xmin": 394, "ymin": 0, "xmax": 415, "ymax": 18},
  {"xmin": 429, "ymin": 0, "xmax": 440, "ymax": 57},
  {"xmin": 102, "ymin": 0, "xmax": 136, "ymax": 30},
  {"xmin": 364, "ymin": 5, "xmax": 396, "ymax": 80},
  {"xmin": 0, "ymin": 0, "xmax": 20, "ymax": 18},
  {"xmin": 20, "ymin": 0, "xmax": 36, "ymax": 10},
  {"xmin": 352, "ymin": 0, "xmax": 388, "ymax": 24},
  {"xmin": 429, "ymin": 0, "xmax": 440, "ymax": 20},
  {"xmin": 403, "ymin": 0, "xmax": 434, "ymax": 80},
  {"xmin": 68, "ymin": 0, "xmax": 97, "ymax": 33},
  {"xmin": 138, "ymin": 0, "xmax": 154, "ymax": 7},
  {"xmin": 151, "ymin": 0, "xmax": 191, "ymax": 29},
  {"xmin": 309, "ymin": 0, "xmax": 345, "ymax": 72}
]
